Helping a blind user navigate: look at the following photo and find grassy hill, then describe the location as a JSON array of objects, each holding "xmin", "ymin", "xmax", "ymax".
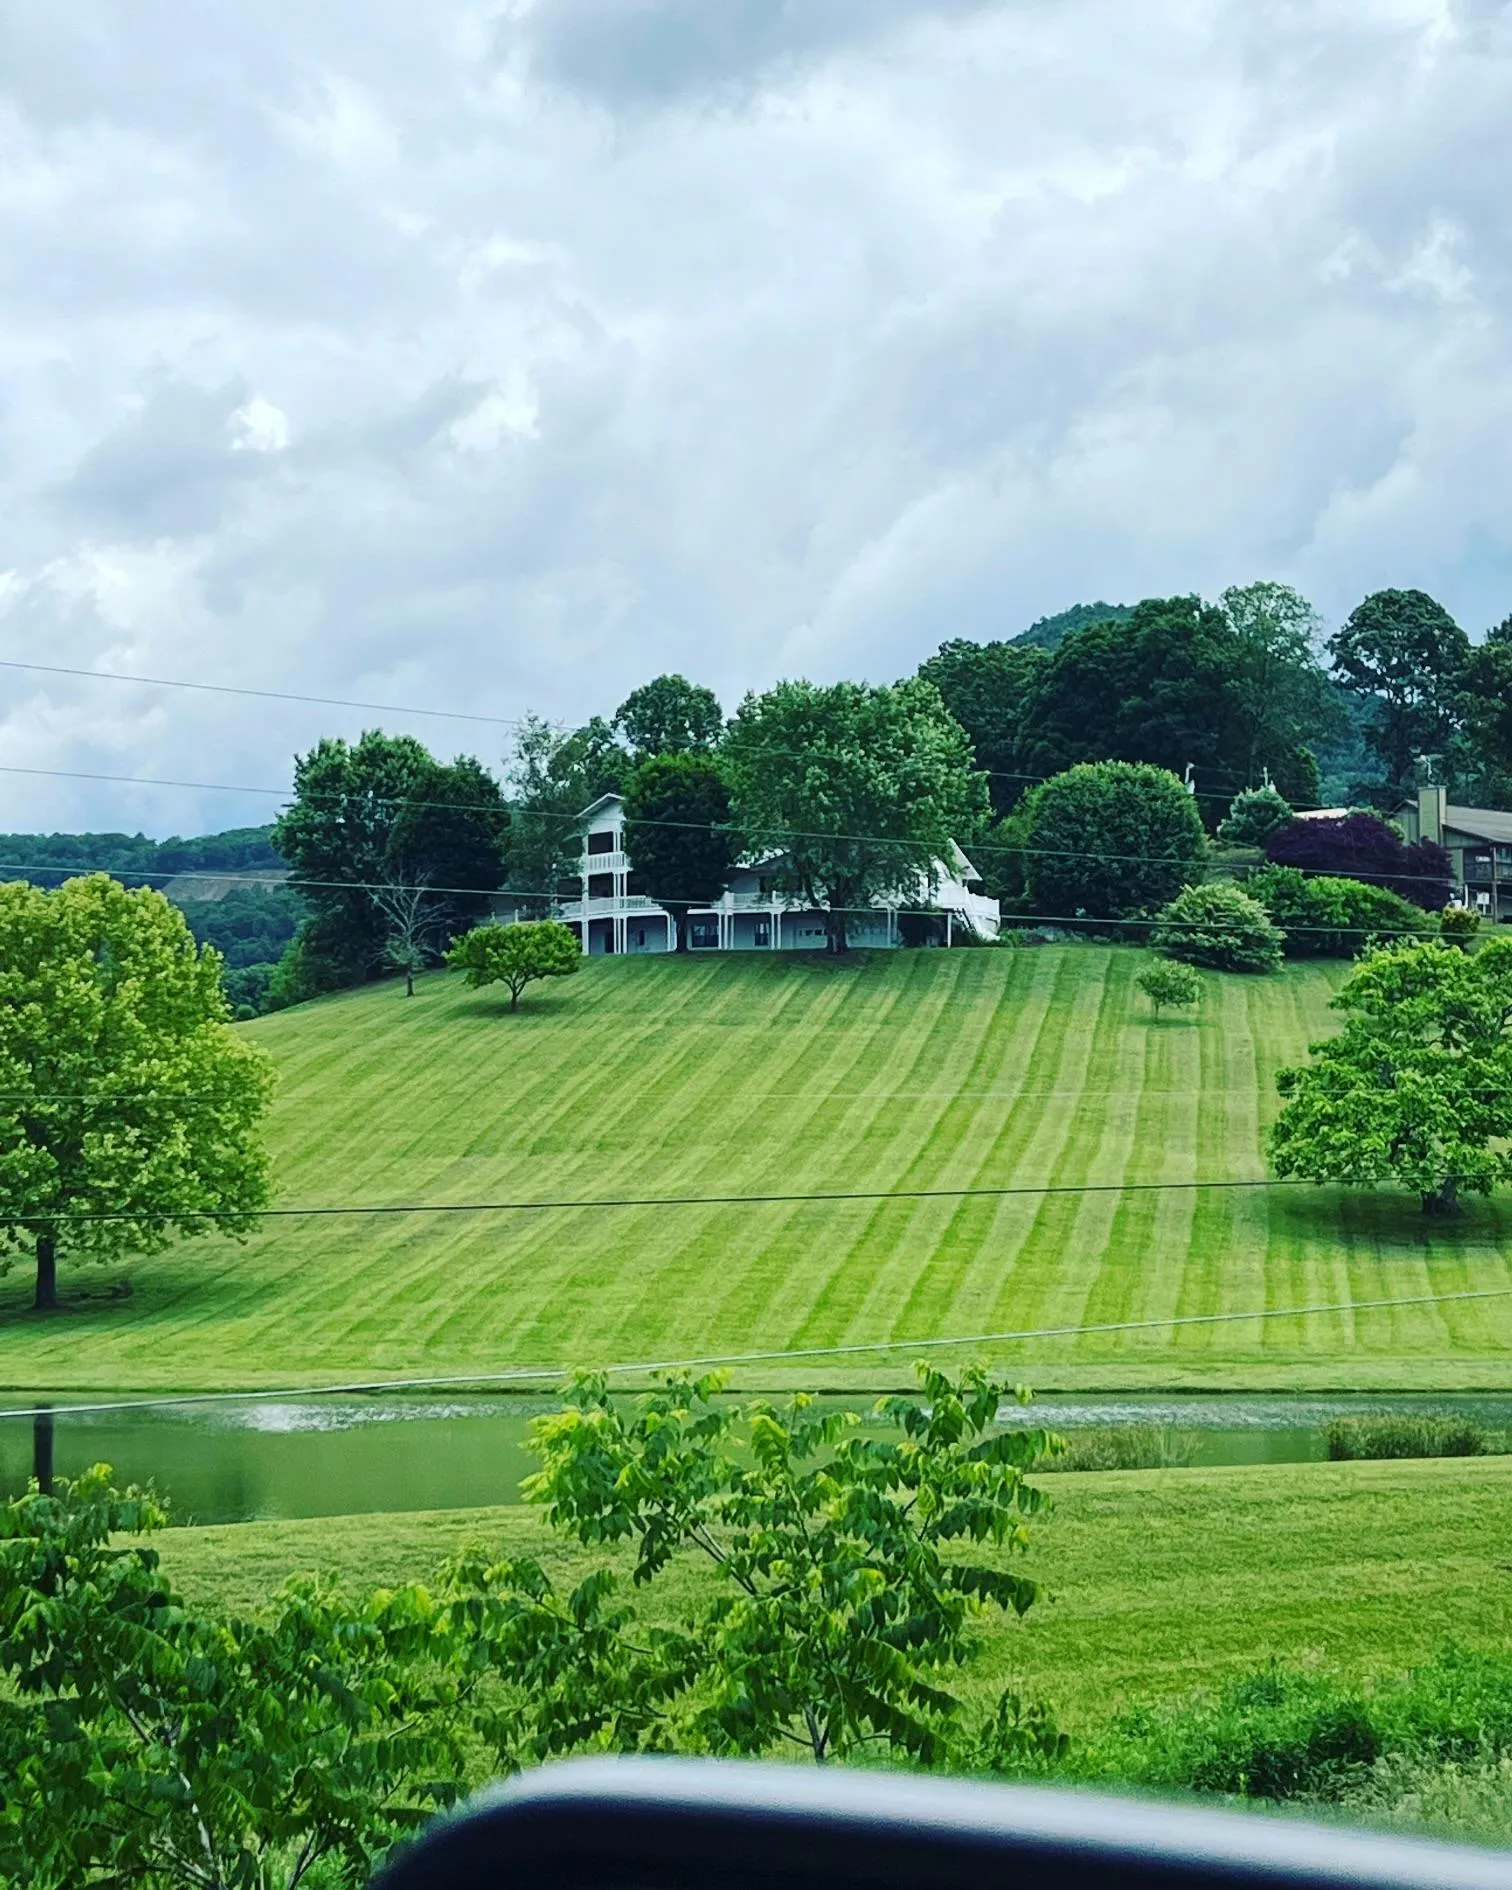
[{"xmin": 3, "ymin": 946, "xmax": 1511, "ymax": 1392}]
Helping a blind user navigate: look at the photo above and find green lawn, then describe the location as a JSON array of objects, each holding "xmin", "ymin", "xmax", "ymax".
[
  {"xmin": 161, "ymin": 1455, "xmax": 1512, "ymax": 1729},
  {"xmin": 3, "ymin": 946, "xmax": 1511, "ymax": 1392}
]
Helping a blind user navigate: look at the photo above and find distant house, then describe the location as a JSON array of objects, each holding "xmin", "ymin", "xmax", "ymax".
[
  {"xmin": 1396, "ymin": 785, "xmax": 1512, "ymax": 921},
  {"xmin": 511, "ymin": 793, "xmax": 1001, "ymax": 955}
]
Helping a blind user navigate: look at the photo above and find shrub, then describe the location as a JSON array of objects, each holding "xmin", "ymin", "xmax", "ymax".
[
  {"xmin": 1216, "ymin": 783, "xmax": 1293, "ymax": 848},
  {"xmin": 1266, "ymin": 814, "xmax": 1452, "ymax": 910},
  {"xmin": 1137, "ymin": 960, "xmax": 1202, "ymax": 1015},
  {"xmin": 1036, "ymin": 1426, "xmax": 1197, "ymax": 1472},
  {"xmin": 1247, "ymin": 866, "xmax": 1425, "ymax": 959},
  {"xmin": 1440, "ymin": 906, "xmax": 1481, "ymax": 950},
  {"xmin": 1151, "ymin": 882, "xmax": 1284, "ymax": 974},
  {"xmin": 1325, "ymin": 1416, "xmax": 1488, "ymax": 1461},
  {"xmin": 1020, "ymin": 762, "xmax": 1206, "ymax": 921}
]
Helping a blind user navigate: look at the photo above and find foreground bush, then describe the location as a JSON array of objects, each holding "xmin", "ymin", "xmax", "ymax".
[
  {"xmin": 1325, "ymin": 1416, "xmax": 1488, "ymax": 1461},
  {"xmin": 0, "ymin": 1367, "xmax": 1067, "ymax": 1885},
  {"xmin": 1246, "ymin": 866, "xmax": 1424, "ymax": 959},
  {"xmin": 1151, "ymin": 882, "xmax": 1284, "ymax": 973},
  {"xmin": 1216, "ymin": 783, "xmax": 1293, "ymax": 849},
  {"xmin": 1076, "ymin": 1648, "xmax": 1512, "ymax": 1815},
  {"xmin": 1137, "ymin": 960, "xmax": 1202, "ymax": 1015}
]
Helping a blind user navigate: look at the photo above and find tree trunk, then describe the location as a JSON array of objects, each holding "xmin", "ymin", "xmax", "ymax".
[
  {"xmin": 827, "ymin": 911, "xmax": 849, "ymax": 955},
  {"xmin": 32, "ymin": 1409, "xmax": 54, "ymax": 1493},
  {"xmin": 34, "ymin": 1233, "xmax": 58, "ymax": 1311},
  {"xmin": 404, "ymin": 966, "xmax": 415, "ymax": 997},
  {"xmin": 1421, "ymin": 1178, "xmax": 1461, "ymax": 1217},
  {"xmin": 676, "ymin": 912, "xmax": 689, "ymax": 953}
]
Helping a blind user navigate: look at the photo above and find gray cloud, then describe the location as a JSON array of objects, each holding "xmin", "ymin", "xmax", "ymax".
[{"xmin": 1, "ymin": 0, "xmax": 1512, "ymax": 836}]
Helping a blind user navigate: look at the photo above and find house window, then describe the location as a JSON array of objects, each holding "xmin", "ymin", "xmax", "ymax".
[
  {"xmin": 634, "ymin": 928, "xmax": 646, "ymax": 948},
  {"xmin": 587, "ymin": 830, "xmax": 616, "ymax": 856},
  {"xmin": 689, "ymin": 919, "xmax": 719, "ymax": 949},
  {"xmin": 588, "ymin": 873, "xmax": 614, "ymax": 899},
  {"xmin": 753, "ymin": 920, "xmax": 771, "ymax": 947}
]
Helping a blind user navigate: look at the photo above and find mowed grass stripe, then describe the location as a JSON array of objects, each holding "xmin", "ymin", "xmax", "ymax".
[{"xmin": 5, "ymin": 949, "xmax": 1512, "ymax": 1391}]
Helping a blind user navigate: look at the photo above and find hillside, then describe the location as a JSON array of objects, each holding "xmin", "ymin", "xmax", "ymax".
[{"xmin": 2, "ymin": 946, "xmax": 1510, "ymax": 1392}]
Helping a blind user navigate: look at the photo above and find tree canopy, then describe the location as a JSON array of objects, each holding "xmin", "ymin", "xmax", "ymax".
[
  {"xmin": 916, "ymin": 638, "xmax": 1049, "ymax": 815},
  {"xmin": 722, "ymin": 679, "xmax": 987, "ymax": 953},
  {"xmin": 621, "ymin": 753, "xmax": 738, "ymax": 949},
  {"xmin": 613, "ymin": 674, "xmax": 724, "ymax": 757},
  {"xmin": 1019, "ymin": 762, "xmax": 1206, "ymax": 921},
  {"xmin": 272, "ymin": 732, "xmax": 509, "ymax": 997},
  {"xmin": 0, "ymin": 875, "xmax": 274, "ymax": 1309},
  {"xmin": 448, "ymin": 919, "xmax": 581, "ymax": 1010},
  {"xmin": 1271, "ymin": 937, "xmax": 1512, "ymax": 1216},
  {"xmin": 1328, "ymin": 589, "xmax": 1470, "ymax": 793},
  {"xmin": 1015, "ymin": 595, "xmax": 1325, "ymax": 817}
]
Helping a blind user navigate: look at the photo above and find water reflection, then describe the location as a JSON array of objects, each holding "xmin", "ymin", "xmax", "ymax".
[{"xmin": 3, "ymin": 1390, "xmax": 1512, "ymax": 1527}]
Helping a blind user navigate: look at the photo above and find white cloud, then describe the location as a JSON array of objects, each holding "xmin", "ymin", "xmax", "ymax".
[
  {"xmin": 229, "ymin": 395, "xmax": 291, "ymax": 454},
  {"xmin": 1, "ymin": 0, "xmax": 1512, "ymax": 834}
]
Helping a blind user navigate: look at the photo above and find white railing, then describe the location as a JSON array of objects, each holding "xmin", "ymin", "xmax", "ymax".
[{"xmin": 579, "ymin": 849, "xmax": 628, "ymax": 875}]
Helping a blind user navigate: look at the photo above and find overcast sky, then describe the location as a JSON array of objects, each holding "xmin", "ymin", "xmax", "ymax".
[{"xmin": 2, "ymin": 0, "xmax": 1509, "ymax": 837}]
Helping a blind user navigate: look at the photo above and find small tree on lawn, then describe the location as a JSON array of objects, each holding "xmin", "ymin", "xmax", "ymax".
[
  {"xmin": 371, "ymin": 875, "xmax": 445, "ymax": 997},
  {"xmin": 1151, "ymin": 882, "xmax": 1285, "ymax": 974},
  {"xmin": 1020, "ymin": 762, "xmax": 1206, "ymax": 922},
  {"xmin": 448, "ymin": 920, "xmax": 581, "ymax": 1012},
  {"xmin": 1270, "ymin": 937, "xmax": 1512, "ymax": 1216},
  {"xmin": 621, "ymin": 752, "xmax": 738, "ymax": 951},
  {"xmin": 1216, "ymin": 782, "xmax": 1293, "ymax": 849},
  {"xmin": 1138, "ymin": 960, "xmax": 1202, "ymax": 1016},
  {"xmin": 1439, "ymin": 906, "xmax": 1480, "ymax": 951},
  {"xmin": 0, "ymin": 875, "xmax": 274, "ymax": 1312}
]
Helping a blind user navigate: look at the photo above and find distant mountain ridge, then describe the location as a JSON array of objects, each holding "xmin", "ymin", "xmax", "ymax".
[
  {"xmin": 0, "ymin": 824, "xmax": 283, "ymax": 890},
  {"xmin": 1012, "ymin": 600, "xmax": 1135, "ymax": 650}
]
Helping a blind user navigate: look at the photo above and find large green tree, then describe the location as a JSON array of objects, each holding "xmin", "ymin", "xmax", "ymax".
[
  {"xmin": 621, "ymin": 752, "xmax": 738, "ymax": 949},
  {"xmin": 1220, "ymin": 581, "xmax": 1339, "ymax": 794},
  {"xmin": 0, "ymin": 876, "xmax": 273, "ymax": 1310},
  {"xmin": 1017, "ymin": 596, "xmax": 1323, "ymax": 816},
  {"xmin": 1457, "ymin": 614, "xmax": 1512, "ymax": 805},
  {"xmin": 613, "ymin": 674, "xmax": 724, "ymax": 758},
  {"xmin": 1020, "ymin": 762, "xmax": 1206, "ymax": 921},
  {"xmin": 1328, "ymin": 588, "xmax": 1471, "ymax": 792},
  {"xmin": 916, "ymin": 638, "xmax": 1049, "ymax": 815},
  {"xmin": 273, "ymin": 733, "xmax": 509, "ymax": 994},
  {"xmin": 722, "ymin": 679, "xmax": 987, "ymax": 953},
  {"xmin": 1271, "ymin": 937, "xmax": 1512, "ymax": 1216}
]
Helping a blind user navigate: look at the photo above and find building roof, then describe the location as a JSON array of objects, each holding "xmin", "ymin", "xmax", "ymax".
[{"xmin": 1443, "ymin": 805, "xmax": 1512, "ymax": 845}]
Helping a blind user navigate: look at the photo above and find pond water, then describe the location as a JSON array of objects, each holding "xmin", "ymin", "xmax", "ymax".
[{"xmin": 8, "ymin": 1389, "xmax": 1512, "ymax": 1526}]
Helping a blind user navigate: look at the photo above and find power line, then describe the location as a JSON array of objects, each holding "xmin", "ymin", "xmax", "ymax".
[
  {"xmin": 0, "ymin": 659, "xmax": 550, "ymax": 732},
  {"xmin": 3, "ymin": 1281, "xmax": 1509, "ymax": 1423},
  {"xmin": 0, "ymin": 664, "xmax": 1343, "ymax": 805},
  {"xmin": 5, "ymin": 1176, "xmax": 1314, "ymax": 1227}
]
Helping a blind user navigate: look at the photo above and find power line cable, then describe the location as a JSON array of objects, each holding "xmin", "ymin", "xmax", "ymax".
[
  {"xmin": 0, "ymin": 659, "xmax": 553, "ymax": 732},
  {"xmin": 3, "ymin": 1176, "xmax": 1323, "ymax": 1227},
  {"xmin": 3, "ymin": 1281, "xmax": 1509, "ymax": 1423}
]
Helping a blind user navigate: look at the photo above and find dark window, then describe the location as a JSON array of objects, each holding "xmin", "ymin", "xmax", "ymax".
[
  {"xmin": 587, "ymin": 830, "xmax": 616, "ymax": 855},
  {"xmin": 689, "ymin": 920, "xmax": 719, "ymax": 949},
  {"xmin": 626, "ymin": 872, "xmax": 645, "ymax": 896},
  {"xmin": 634, "ymin": 928, "xmax": 646, "ymax": 947},
  {"xmin": 588, "ymin": 873, "xmax": 615, "ymax": 899},
  {"xmin": 753, "ymin": 921, "xmax": 771, "ymax": 947}
]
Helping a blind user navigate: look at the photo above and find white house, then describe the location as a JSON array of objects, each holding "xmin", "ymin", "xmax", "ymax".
[{"xmin": 526, "ymin": 793, "xmax": 1000, "ymax": 955}]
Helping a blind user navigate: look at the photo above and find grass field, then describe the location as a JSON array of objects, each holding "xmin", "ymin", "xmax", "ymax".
[
  {"xmin": 160, "ymin": 1455, "xmax": 1512, "ymax": 1729},
  {"xmin": 3, "ymin": 945, "xmax": 1512, "ymax": 1392}
]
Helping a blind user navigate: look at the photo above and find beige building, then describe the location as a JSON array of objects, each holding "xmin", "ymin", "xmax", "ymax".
[{"xmin": 1397, "ymin": 784, "xmax": 1512, "ymax": 922}]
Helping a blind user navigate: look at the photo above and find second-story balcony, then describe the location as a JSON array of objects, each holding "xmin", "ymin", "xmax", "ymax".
[{"xmin": 581, "ymin": 849, "xmax": 629, "ymax": 875}]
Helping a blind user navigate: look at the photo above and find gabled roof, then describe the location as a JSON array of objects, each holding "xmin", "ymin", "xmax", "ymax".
[
  {"xmin": 576, "ymin": 793, "xmax": 624, "ymax": 824},
  {"xmin": 1444, "ymin": 805, "xmax": 1512, "ymax": 845}
]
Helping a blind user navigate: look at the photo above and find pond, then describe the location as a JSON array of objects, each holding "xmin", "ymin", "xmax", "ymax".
[{"xmin": 8, "ymin": 1389, "xmax": 1512, "ymax": 1526}]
